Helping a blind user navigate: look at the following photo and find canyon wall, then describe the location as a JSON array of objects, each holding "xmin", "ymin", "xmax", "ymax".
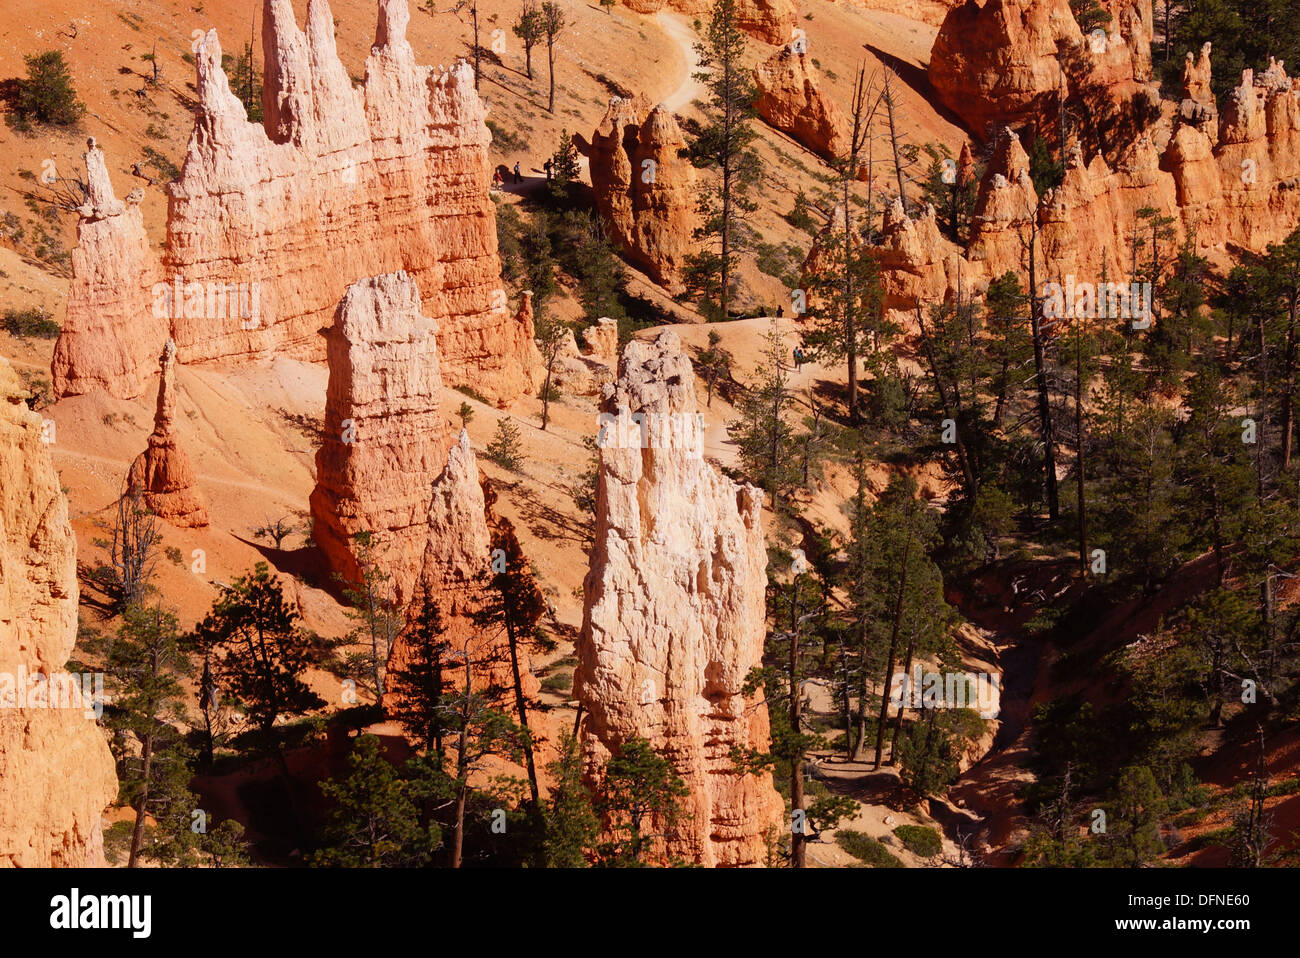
[
  {"xmin": 575, "ymin": 331, "xmax": 783, "ymax": 866},
  {"xmin": 0, "ymin": 359, "xmax": 117, "ymax": 866},
  {"xmin": 53, "ymin": 0, "xmax": 539, "ymax": 406},
  {"xmin": 620, "ymin": 0, "xmax": 796, "ymax": 44}
]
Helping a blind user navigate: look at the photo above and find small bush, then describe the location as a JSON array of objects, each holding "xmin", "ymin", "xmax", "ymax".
[
  {"xmin": 893, "ymin": 824, "xmax": 943, "ymax": 858},
  {"xmin": 835, "ymin": 830, "xmax": 903, "ymax": 867},
  {"xmin": 2, "ymin": 307, "xmax": 59, "ymax": 339},
  {"xmin": 486, "ymin": 417, "xmax": 525, "ymax": 472},
  {"xmin": 540, "ymin": 671, "xmax": 572, "ymax": 695}
]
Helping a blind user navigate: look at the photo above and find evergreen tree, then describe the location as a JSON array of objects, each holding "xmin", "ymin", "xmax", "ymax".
[
  {"xmin": 189, "ymin": 563, "xmax": 326, "ymax": 736},
  {"xmin": 686, "ymin": 0, "xmax": 758, "ymax": 319},
  {"xmin": 593, "ymin": 737, "xmax": 690, "ymax": 866},
  {"xmin": 543, "ymin": 730, "xmax": 600, "ymax": 866},
  {"xmin": 312, "ymin": 735, "xmax": 447, "ymax": 867}
]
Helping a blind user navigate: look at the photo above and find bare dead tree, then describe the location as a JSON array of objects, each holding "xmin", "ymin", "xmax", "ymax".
[{"xmin": 109, "ymin": 479, "xmax": 161, "ymax": 609}]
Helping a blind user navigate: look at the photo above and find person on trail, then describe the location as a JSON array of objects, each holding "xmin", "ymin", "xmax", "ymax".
[
  {"xmin": 544, "ymin": 158, "xmax": 553, "ymax": 181},
  {"xmin": 492, "ymin": 168, "xmax": 504, "ymax": 190},
  {"xmin": 514, "ymin": 162, "xmax": 522, "ymax": 184},
  {"xmin": 793, "ymin": 347, "xmax": 805, "ymax": 371},
  {"xmin": 776, "ymin": 305, "xmax": 784, "ymax": 318}
]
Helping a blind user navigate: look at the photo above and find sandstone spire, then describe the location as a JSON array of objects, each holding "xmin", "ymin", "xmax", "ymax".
[
  {"xmin": 55, "ymin": 0, "xmax": 541, "ymax": 406},
  {"xmin": 0, "ymin": 358, "xmax": 117, "ymax": 865},
  {"xmin": 50, "ymin": 142, "xmax": 166, "ymax": 400},
  {"xmin": 575, "ymin": 331, "xmax": 783, "ymax": 867},
  {"xmin": 310, "ymin": 272, "xmax": 451, "ymax": 606},
  {"xmin": 127, "ymin": 340, "xmax": 210, "ymax": 528}
]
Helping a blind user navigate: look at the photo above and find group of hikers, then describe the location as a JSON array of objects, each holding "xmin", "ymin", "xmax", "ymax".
[{"xmin": 490, "ymin": 158, "xmax": 557, "ymax": 191}]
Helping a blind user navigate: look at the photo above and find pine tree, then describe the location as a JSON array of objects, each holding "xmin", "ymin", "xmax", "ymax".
[
  {"xmin": 312, "ymin": 734, "xmax": 448, "ymax": 867},
  {"xmin": 487, "ymin": 417, "xmax": 525, "ymax": 471},
  {"xmin": 512, "ymin": 0, "xmax": 543, "ymax": 80},
  {"xmin": 593, "ymin": 737, "xmax": 690, "ymax": 866},
  {"xmin": 104, "ymin": 602, "xmax": 193, "ymax": 867},
  {"xmin": 543, "ymin": 730, "xmax": 600, "ymax": 866},
  {"xmin": 387, "ymin": 588, "xmax": 453, "ymax": 759},
  {"xmin": 189, "ymin": 563, "xmax": 326, "ymax": 735},
  {"xmin": 687, "ymin": 0, "xmax": 758, "ymax": 319}
]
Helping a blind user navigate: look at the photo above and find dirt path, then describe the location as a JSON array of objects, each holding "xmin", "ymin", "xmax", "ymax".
[{"xmin": 657, "ymin": 12, "xmax": 706, "ymax": 114}]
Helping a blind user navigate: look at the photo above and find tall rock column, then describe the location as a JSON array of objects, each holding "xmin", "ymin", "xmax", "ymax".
[
  {"xmin": 51, "ymin": 142, "xmax": 166, "ymax": 400},
  {"xmin": 310, "ymin": 272, "xmax": 451, "ymax": 605},
  {"xmin": 0, "ymin": 359, "xmax": 117, "ymax": 865},
  {"xmin": 575, "ymin": 331, "xmax": 783, "ymax": 867},
  {"xmin": 128, "ymin": 341, "xmax": 210, "ymax": 528}
]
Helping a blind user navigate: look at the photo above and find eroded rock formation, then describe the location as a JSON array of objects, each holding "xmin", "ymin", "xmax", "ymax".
[
  {"xmin": 310, "ymin": 272, "xmax": 451, "ymax": 607},
  {"xmin": 576, "ymin": 98, "xmax": 700, "ymax": 291},
  {"xmin": 53, "ymin": 0, "xmax": 540, "ymax": 406},
  {"xmin": 50, "ymin": 141, "xmax": 166, "ymax": 400},
  {"xmin": 619, "ymin": 0, "xmax": 796, "ymax": 44},
  {"xmin": 929, "ymin": 0, "xmax": 1156, "ymax": 154},
  {"xmin": 754, "ymin": 43, "xmax": 848, "ymax": 161},
  {"xmin": 0, "ymin": 359, "xmax": 117, "ymax": 866},
  {"xmin": 127, "ymin": 341, "xmax": 210, "ymax": 528},
  {"xmin": 575, "ymin": 331, "xmax": 782, "ymax": 867}
]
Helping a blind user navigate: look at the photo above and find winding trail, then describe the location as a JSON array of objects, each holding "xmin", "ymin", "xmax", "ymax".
[{"xmin": 656, "ymin": 12, "xmax": 706, "ymax": 114}]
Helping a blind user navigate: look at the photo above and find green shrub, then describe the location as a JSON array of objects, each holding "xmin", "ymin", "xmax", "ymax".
[
  {"xmin": 2, "ymin": 307, "xmax": 60, "ymax": 339},
  {"xmin": 486, "ymin": 417, "xmax": 525, "ymax": 472},
  {"xmin": 893, "ymin": 824, "xmax": 943, "ymax": 858},
  {"xmin": 835, "ymin": 830, "xmax": 903, "ymax": 867}
]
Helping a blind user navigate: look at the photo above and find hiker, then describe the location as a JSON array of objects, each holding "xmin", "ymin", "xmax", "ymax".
[
  {"xmin": 492, "ymin": 168, "xmax": 504, "ymax": 190},
  {"xmin": 793, "ymin": 347, "xmax": 805, "ymax": 371},
  {"xmin": 776, "ymin": 305, "xmax": 784, "ymax": 318},
  {"xmin": 514, "ymin": 161, "xmax": 522, "ymax": 184},
  {"xmin": 544, "ymin": 158, "xmax": 553, "ymax": 181}
]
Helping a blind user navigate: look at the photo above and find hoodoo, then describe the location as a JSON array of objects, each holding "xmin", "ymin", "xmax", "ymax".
[{"xmin": 575, "ymin": 331, "xmax": 783, "ymax": 867}]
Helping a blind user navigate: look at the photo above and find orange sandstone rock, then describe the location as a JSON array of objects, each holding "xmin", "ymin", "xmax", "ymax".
[
  {"xmin": 50, "ymin": 142, "xmax": 166, "ymax": 400},
  {"xmin": 753, "ymin": 43, "xmax": 848, "ymax": 161},
  {"xmin": 0, "ymin": 359, "xmax": 117, "ymax": 866},
  {"xmin": 577, "ymin": 99, "xmax": 700, "ymax": 291},
  {"xmin": 127, "ymin": 341, "xmax": 210, "ymax": 528}
]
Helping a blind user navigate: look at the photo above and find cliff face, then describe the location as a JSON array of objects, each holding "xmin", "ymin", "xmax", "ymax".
[
  {"xmin": 753, "ymin": 43, "xmax": 848, "ymax": 162},
  {"xmin": 0, "ymin": 359, "xmax": 117, "ymax": 866},
  {"xmin": 310, "ymin": 272, "xmax": 452, "ymax": 607},
  {"xmin": 575, "ymin": 331, "xmax": 783, "ymax": 867},
  {"xmin": 127, "ymin": 341, "xmax": 210, "ymax": 528},
  {"xmin": 577, "ymin": 98, "xmax": 700, "ymax": 291},
  {"xmin": 52, "ymin": 0, "xmax": 540, "ymax": 406}
]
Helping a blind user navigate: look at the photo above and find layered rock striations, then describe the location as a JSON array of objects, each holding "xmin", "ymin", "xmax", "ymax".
[
  {"xmin": 53, "ymin": 0, "xmax": 539, "ymax": 406},
  {"xmin": 575, "ymin": 331, "xmax": 783, "ymax": 867},
  {"xmin": 0, "ymin": 359, "xmax": 117, "ymax": 866},
  {"xmin": 310, "ymin": 273, "xmax": 538, "ymax": 697},
  {"xmin": 577, "ymin": 98, "xmax": 700, "ymax": 291},
  {"xmin": 127, "ymin": 341, "xmax": 210, "ymax": 528},
  {"xmin": 753, "ymin": 43, "xmax": 848, "ymax": 161}
]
